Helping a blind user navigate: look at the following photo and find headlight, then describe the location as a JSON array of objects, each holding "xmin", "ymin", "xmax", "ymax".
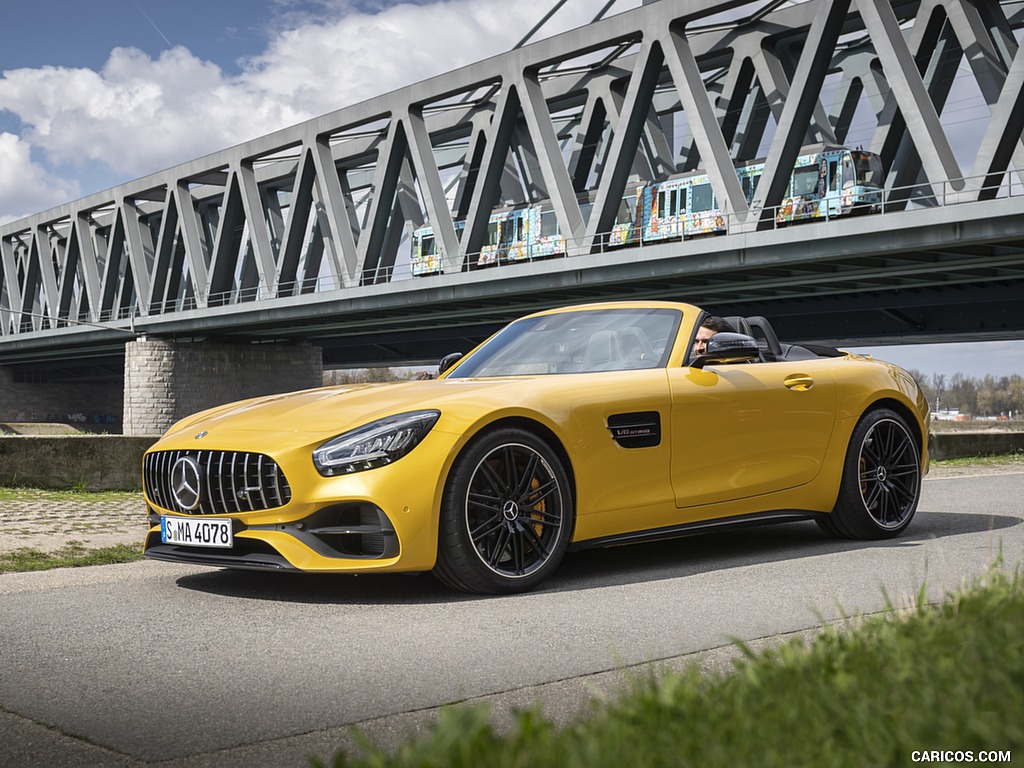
[{"xmin": 312, "ymin": 410, "xmax": 441, "ymax": 476}]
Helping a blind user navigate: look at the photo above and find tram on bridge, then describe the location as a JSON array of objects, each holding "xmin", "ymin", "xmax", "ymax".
[{"xmin": 410, "ymin": 144, "xmax": 884, "ymax": 276}]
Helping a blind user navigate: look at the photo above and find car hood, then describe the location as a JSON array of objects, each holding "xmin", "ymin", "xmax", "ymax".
[{"xmin": 158, "ymin": 378, "xmax": 546, "ymax": 444}]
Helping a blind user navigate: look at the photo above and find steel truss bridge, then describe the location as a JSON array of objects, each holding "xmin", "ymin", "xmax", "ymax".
[{"xmin": 3, "ymin": 0, "xmax": 1024, "ymax": 375}]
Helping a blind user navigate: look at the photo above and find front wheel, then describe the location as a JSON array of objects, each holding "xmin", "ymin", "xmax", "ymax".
[
  {"xmin": 820, "ymin": 408, "xmax": 922, "ymax": 539},
  {"xmin": 433, "ymin": 427, "xmax": 574, "ymax": 594}
]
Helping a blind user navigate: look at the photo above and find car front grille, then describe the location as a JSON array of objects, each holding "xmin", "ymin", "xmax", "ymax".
[{"xmin": 144, "ymin": 450, "xmax": 292, "ymax": 515}]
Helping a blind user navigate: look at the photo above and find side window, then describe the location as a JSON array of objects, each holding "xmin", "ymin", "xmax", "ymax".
[
  {"xmin": 792, "ymin": 166, "xmax": 819, "ymax": 197},
  {"xmin": 540, "ymin": 209, "xmax": 558, "ymax": 237},
  {"xmin": 691, "ymin": 183, "xmax": 714, "ymax": 212}
]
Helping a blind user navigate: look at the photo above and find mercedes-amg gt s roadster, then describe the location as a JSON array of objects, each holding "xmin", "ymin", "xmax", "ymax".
[{"xmin": 143, "ymin": 301, "xmax": 929, "ymax": 594}]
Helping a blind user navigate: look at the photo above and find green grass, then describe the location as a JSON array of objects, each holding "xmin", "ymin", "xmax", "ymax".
[
  {"xmin": 313, "ymin": 565, "xmax": 1024, "ymax": 768},
  {"xmin": 931, "ymin": 451, "xmax": 1024, "ymax": 470},
  {"xmin": 0, "ymin": 542, "xmax": 143, "ymax": 573},
  {"xmin": 0, "ymin": 485, "xmax": 142, "ymax": 503}
]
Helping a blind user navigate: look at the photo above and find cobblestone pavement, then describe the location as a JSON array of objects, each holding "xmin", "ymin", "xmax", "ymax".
[{"xmin": 0, "ymin": 491, "xmax": 146, "ymax": 553}]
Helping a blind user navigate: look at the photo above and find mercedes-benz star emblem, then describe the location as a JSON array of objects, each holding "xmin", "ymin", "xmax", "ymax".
[{"xmin": 170, "ymin": 456, "xmax": 204, "ymax": 511}]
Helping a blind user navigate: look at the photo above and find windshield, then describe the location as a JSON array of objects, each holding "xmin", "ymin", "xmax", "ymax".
[
  {"xmin": 852, "ymin": 151, "xmax": 884, "ymax": 187},
  {"xmin": 447, "ymin": 308, "xmax": 683, "ymax": 377}
]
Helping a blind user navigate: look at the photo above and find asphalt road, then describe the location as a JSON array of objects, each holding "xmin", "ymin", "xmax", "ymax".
[{"xmin": 1, "ymin": 471, "xmax": 1021, "ymax": 768}]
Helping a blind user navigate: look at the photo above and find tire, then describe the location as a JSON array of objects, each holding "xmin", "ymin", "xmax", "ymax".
[
  {"xmin": 433, "ymin": 427, "xmax": 574, "ymax": 594},
  {"xmin": 822, "ymin": 408, "xmax": 921, "ymax": 539}
]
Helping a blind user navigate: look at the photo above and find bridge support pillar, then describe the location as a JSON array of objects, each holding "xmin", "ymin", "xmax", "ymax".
[{"xmin": 123, "ymin": 338, "xmax": 322, "ymax": 436}]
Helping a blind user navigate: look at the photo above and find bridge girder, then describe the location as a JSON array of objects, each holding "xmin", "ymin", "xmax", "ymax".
[{"xmin": 3, "ymin": 0, "xmax": 1024, "ymax": 367}]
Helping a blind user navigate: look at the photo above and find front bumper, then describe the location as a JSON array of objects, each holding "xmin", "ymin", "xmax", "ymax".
[{"xmin": 141, "ymin": 427, "xmax": 462, "ymax": 574}]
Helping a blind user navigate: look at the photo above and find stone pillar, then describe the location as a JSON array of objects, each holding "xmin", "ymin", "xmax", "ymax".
[{"xmin": 123, "ymin": 338, "xmax": 323, "ymax": 436}]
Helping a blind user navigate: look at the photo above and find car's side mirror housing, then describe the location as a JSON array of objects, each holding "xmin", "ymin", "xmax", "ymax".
[
  {"xmin": 691, "ymin": 333, "xmax": 761, "ymax": 369},
  {"xmin": 438, "ymin": 352, "xmax": 463, "ymax": 375}
]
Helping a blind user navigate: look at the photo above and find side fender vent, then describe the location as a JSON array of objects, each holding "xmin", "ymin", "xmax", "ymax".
[{"xmin": 607, "ymin": 411, "xmax": 661, "ymax": 448}]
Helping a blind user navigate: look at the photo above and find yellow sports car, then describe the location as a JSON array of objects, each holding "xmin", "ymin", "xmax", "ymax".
[{"xmin": 142, "ymin": 301, "xmax": 929, "ymax": 594}]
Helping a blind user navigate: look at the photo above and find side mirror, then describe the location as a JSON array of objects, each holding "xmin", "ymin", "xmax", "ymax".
[
  {"xmin": 438, "ymin": 352, "xmax": 463, "ymax": 375},
  {"xmin": 691, "ymin": 332, "xmax": 760, "ymax": 369}
]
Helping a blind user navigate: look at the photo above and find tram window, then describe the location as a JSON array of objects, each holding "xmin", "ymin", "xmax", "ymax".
[
  {"xmin": 617, "ymin": 198, "xmax": 634, "ymax": 223},
  {"xmin": 488, "ymin": 221, "xmax": 499, "ymax": 246},
  {"xmin": 420, "ymin": 235, "xmax": 435, "ymax": 255},
  {"xmin": 741, "ymin": 174, "xmax": 760, "ymax": 205},
  {"xmin": 852, "ymin": 152, "xmax": 884, "ymax": 186},
  {"xmin": 540, "ymin": 210, "xmax": 558, "ymax": 237},
  {"xmin": 678, "ymin": 188, "xmax": 687, "ymax": 215},
  {"xmin": 691, "ymin": 183, "xmax": 714, "ymax": 212},
  {"xmin": 657, "ymin": 190, "xmax": 666, "ymax": 218},
  {"xmin": 828, "ymin": 161, "xmax": 838, "ymax": 191},
  {"xmin": 500, "ymin": 218, "xmax": 515, "ymax": 245},
  {"xmin": 792, "ymin": 166, "xmax": 819, "ymax": 197}
]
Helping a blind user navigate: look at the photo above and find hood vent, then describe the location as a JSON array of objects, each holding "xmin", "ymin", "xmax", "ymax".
[{"xmin": 607, "ymin": 411, "xmax": 661, "ymax": 448}]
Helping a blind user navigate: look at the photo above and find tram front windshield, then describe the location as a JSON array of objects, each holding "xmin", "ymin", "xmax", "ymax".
[{"xmin": 852, "ymin": 152, "xmax": 884, "ymax": 187}]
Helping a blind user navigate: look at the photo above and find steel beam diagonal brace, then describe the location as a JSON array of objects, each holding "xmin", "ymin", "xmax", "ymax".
[
  {"xmin": 405, "ymin": 105, "xmax": 460, "ymax": 271},
  {"xmin": 518, "ymin": 68, "xmax": 585, "ymax": 249},
  {"xmin": 857, "ymin": 0, "xmax": 964, "ymax": 192},
  {"xmin": 662, "ymin": 22, "xmax": 749, "ymax": 224},
  {"xmin": 118, "ymin": 198, "xmax": 153, "ymax": 315},
  {"xmin": 941, "ymin": 0, "xmax": 1024, "ymax": 194},
  {"xmin": 750, "ymin": 0, "xmax": 852, "ymax": 228},
  {"xmin": 35, "ymin": 226, "xmax": 61, "ymax": 329},
  {"xmin": 97, "ymin": 212, "xmax": 130, "ymax": 319},
  {"xmin": 311, "ymin": 136, "xmax": 361, "ymax": 289},
  {"xmin": 971, "ymin": 37, "xmax": 1024, "ymax": 198},
  {"xmin": 356, "ymin": 118, "xmax": 407, "ymax": 282},
  {"xmin": 237, "ymin": 160, "xmax": 280, "ymax": 297},
  {"xmin": 147, "ymin": 188, "xmax": 178, "ymax": 314},
  {"xmin": 274, "ymin": 147, "xmax": 316, "ymax": 293},
  {"xmin": 172, "ymin": 181, "xmax": 211, "ymax": 308},
  {"xmin": 461, "ymin": 81, "xmax": 520, "ymax": 269},
  {"xmin": 747, "ymin": 32, "xmax": 838, "ymax": 148},
  {"xmin": 583, "ymin": 36, "xmax": 662, "ymax": 251}
]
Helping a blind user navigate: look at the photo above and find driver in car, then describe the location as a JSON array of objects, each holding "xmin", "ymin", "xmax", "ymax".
[{"xmin": 691, "ymin": 316, "xmax": 735, "ymax": 360}]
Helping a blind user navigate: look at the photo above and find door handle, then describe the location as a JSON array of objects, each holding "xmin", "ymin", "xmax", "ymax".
[{"xmin": 784, "ymin": 374, "xmax": 815, "ymax": 391}]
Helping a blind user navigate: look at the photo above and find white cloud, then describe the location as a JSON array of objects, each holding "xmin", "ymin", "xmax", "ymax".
[
  {"xmin": 239, "ymin": 0, "xmax": 598, "ymax": 115},
  {"xmin": 0, "ymin": 47, "xmax": 312, "ymax": 183},
  {"xmin": 0, "ymin": 0, "xmax": 608, "ymax": 221},
  {"xmin": 0, "ymin": 132, "xmax": 80, "ymax": 224}
]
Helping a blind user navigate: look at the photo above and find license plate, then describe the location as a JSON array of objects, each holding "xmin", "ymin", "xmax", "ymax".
[{"xmin": 160, "ymin": 516, "xmax": 233, "ymax": 548}]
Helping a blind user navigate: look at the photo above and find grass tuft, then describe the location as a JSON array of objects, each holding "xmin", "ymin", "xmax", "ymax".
[
  {"xmin": 312, "ymin": 565, "xmax": 1024, "ymax": 768},
  {"xmin": 0, "ymin": 542, "xmax": 143, "ymax": 573}
]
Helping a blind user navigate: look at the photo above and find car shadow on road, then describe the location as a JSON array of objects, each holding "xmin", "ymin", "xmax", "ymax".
[
  {"xmin": 550, "ymin": 509, "xmax": 1019, "ymax": 592},
  {"xmin": 172, "ymin": 509, "xmax": 1019, "ymax": 605}
]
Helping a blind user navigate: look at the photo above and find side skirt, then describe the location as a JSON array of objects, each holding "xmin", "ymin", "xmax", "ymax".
[{"xmin": 568, "ymin": 510, "xmax": 822, "ymax": 552}]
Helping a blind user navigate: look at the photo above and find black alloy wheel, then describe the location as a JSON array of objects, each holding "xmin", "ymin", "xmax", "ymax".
[
  {"xmin": 434, "ymin": 427, "xmax": 574, "ymax": 594},
  {"xmin": 820, "ymin": 407, "xmax": 921, "ymax": 539}
]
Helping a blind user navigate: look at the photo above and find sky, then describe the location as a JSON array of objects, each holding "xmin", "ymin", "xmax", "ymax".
[{"xmin": 0, "ymin": 0, "xmax": 1021, "ymax": 380}]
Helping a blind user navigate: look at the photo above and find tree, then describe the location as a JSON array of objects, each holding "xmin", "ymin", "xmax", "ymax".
[{"xmin": 323, "ymin": 367, "xmax": 410, "ymax": 385}]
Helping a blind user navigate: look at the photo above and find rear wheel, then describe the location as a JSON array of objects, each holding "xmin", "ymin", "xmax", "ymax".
[
  {"xmin": 433, "ymin": 427, "xmax": 573, "ymax": 594},
  {"xmin": 821, "ymin": 408, "xmax": 921, "ymax": 539}
]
